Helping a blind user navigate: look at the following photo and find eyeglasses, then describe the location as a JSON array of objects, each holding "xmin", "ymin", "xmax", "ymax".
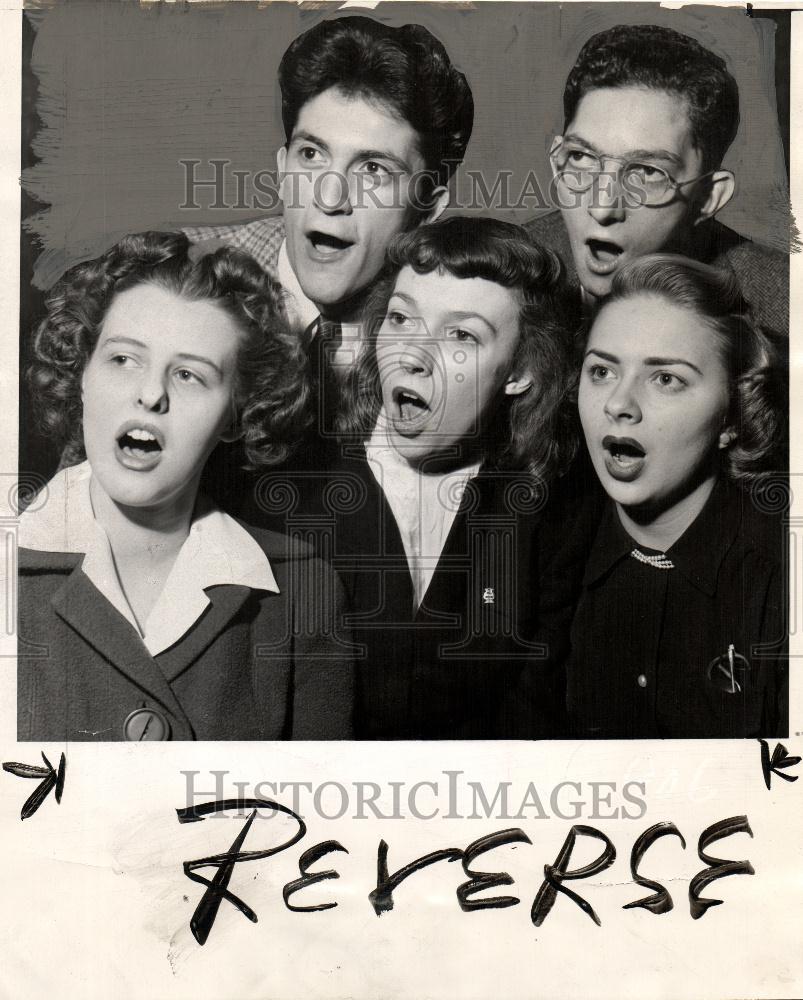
[{"xmin": 550, "ymin": 138, "xmax": 713, "ymax": 207}]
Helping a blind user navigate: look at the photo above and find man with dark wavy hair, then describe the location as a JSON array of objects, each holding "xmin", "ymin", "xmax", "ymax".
[
  {"xmin": 526, "ymin": 23, "xmax": 788, "ymax": 338},
  {"xmin": 186, "ymin": 15, "xmax": 473, "ymax": 341}
]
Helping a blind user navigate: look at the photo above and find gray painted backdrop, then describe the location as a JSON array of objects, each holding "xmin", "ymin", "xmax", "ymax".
[{"xmin": 23, "ymin": 1, "xmax": 789, "ymax": 292}]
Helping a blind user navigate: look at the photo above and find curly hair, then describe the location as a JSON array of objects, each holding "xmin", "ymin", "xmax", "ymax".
[
  {"xmin": 339, "ymin": 216, "xmax": 581, "ymax": 482},
  {"xmin": 601, "ymin": 254, "xmax": 785, "ymax": 484},
  {"xmin": 29, "ymin": 231, "xmax": 311, "ymax": 470},
  {"xmin": 279, "ymin": 16, "xmax": 474, "ymax": 197},
  {"xmin": 563, "ymin": 24, "xmax": 739, "ymax": 173}
]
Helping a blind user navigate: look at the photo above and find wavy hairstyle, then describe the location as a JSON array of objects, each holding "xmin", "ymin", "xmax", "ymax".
[
  {"xmin": 563, "ymin": 24, "xmax": 739, "ymax": 173},
  {"xmin": 29, "ymin": 231, "xmax": 310, "ymax": 469},
  {"xmin": 602, "ymin": 253, "xmax": 785, "ymax": 484},
  {"xmin": 339, "ymin": 216, "xmax": 581, "ymax": 482},
  {"xmin": 279, "ymin": 16, "xmax": 473, "ymax": 199}
]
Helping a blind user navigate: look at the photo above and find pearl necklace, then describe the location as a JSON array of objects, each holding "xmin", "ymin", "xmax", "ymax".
[{"xmin": 631, "ymin": 548, "xmax": 674, "ymax": 570}]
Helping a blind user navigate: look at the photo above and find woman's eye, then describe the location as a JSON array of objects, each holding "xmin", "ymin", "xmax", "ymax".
[
  {"xmin": 652, "ymin": 371, "xmax": 686, "ymax": 390},
  {"xmin": 387, "ymin": 310, "xmax": 411, "ymax": 326},
  {"xmin": 109, "ymin": 353, "xmax": 134, "ymax": 367},
  {"xmin": 174, "ymin": 368, "xmax": 202, "ymax": 385},
  {"xmin": 447, "ymin": 328, "xmax": 477, "ymax": 344},
  {"xmin": 588, "ymin": 363, "xmax": 612, "ymax": 381}
]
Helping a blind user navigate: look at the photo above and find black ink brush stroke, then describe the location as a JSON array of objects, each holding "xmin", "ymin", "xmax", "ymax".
[
  {"xmin": 177, "ymin": 797, "xmax": 306, "ymax": 945},
  {"xmin": 759, "ymin": 739, "xmax": 801, "ymax": 789},
  {"xmin": 3, "ymin": 751, "xmax": 65, "ymax": 820}
]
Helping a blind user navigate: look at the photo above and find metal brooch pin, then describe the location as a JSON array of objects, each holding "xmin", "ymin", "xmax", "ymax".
[{"xmin": 707, "ymin": 643, "xmax": 749, "ymax": 694}]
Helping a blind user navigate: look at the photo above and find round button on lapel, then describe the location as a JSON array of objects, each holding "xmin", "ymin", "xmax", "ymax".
[
  {"xmin": 637, "ymin": 674, "xmax": 648, "ymax": 688},
  {"xmin": 124, "ymin": 707, "xmax": 171, "ymax": 741}
]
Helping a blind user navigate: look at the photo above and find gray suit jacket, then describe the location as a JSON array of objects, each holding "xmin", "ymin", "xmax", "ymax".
[{"xmin": 18, "ymin": 525, "xmax": 354, "ymax": 741}]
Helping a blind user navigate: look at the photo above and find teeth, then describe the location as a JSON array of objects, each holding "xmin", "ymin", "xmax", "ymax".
[{"xmin": 127, "ymin": 428, "xmax": 156, "ymax": 442}]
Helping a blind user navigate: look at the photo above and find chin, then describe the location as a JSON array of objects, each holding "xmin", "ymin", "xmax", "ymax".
[
  {"xmin": 106, "ymin": 485, "xmax": 167, "ymax": 510},
  {"xmin": 299, "ymin": 272, "xmax": 355, "ymax": 310},
  {"xmin": 595, "ymin": 470, "xmax": 648, "ymax": 508},
  {"xmin": 579, "ymin": 269, "xmax": 615, "ymax": 302}
]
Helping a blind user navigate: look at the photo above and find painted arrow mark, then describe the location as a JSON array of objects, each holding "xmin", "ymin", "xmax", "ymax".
[{"xmin": 3, "ymin": 751, "xmax": 66, "ymax": 820}]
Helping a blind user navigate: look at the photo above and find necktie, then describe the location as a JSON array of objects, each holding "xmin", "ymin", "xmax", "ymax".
[{"xmin": 305, "ymin": 315, "xmax": 344, "ymax": 445}]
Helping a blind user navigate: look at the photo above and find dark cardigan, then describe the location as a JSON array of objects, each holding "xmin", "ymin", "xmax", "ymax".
[
  {"xmin": 565, "ymin": 477, "xmax": 788, "ymax": 739},
  {"xmin": 253, "ymin": 448, "xmax": 603, "ymax": 739}
]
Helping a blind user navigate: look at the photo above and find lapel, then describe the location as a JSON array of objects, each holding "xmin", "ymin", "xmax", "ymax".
[
  {"xmin": 334, "ymin": 451, "xmax": 416, "ymax": 619},
  {"xmin": 50, "ymin": 567, "xmax": 190, "ymax": 723},
  {"xmin": 155, "ymin": 584, "xmax": 253, "ymax": 682},
  {"xmin": 416, "ymin": 470, "xmax": 542, "ymax": 627},
  {"xmin": 416, "ymin": 472, "xmax": 500, "ymax": 619}
]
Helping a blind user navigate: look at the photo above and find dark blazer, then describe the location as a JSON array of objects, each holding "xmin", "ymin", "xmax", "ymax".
[
  {"xmin": 18, "ymin": 526, "xmax": 354, "ymax": 741},
  {"xmin": 566, "ymin": 478, "xmax": 788, "ymax": 739},
  {"xmin": 524, "ymin": 210, "xmax": 789, "ymax": 339},
  {"xmin": 256, "ymin": 450, "xmax": 602, "ymax": 739}
]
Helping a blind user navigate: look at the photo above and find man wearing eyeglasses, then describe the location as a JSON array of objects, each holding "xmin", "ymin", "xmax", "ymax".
[{"xmin": 526, "ymin": 24, "xmax": 788, "ymax": 338}]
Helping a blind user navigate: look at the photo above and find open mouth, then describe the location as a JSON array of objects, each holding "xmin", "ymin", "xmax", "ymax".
[
  {"xmin": 116, "ymin": 427, "xmax": 163, "ymax": 462},
  {"xmin": 586, "ymin": 239, "xmax": 623, "ymax": 274},
  {"xmin": 307, "ymin": 230, "xmax": 354, "ymax": 256},
  {"xmin": 392, "ymin": 386, "xmax": 430, "ymax": 424},
  {"xmin": 602, "ymin": 435, "xmax": 646, "ymax": 479}
]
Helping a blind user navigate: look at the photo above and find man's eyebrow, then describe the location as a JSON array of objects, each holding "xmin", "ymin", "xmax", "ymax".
[
  {"xmin": 290, "ymin": 130, "xmax": 330, "ymax": 153},
  {"xmin": 562, "ymin": 133, "xmax": 685, "ymax": 168},
  {"xmin": 643, "ymin": 356, "xmax": 703, "ymax": 375},
  {"xmin": 291, "ymin": 131, "xmax": 413, "ymax": 173},
  {"xmin": 358, "ymin": 148, "xmax": 415, "ymax": 173}
]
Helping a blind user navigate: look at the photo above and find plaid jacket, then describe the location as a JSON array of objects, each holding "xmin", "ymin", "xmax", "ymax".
[
  {"xmin": 524, "ymin": 210, "xmax": 789, "ymax": 339},
  {"xmin": 184, "ymin": 215, "xmax": 286, "ymax": 278}
]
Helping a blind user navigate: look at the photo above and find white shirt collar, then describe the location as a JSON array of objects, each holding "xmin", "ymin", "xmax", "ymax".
[
  {"xmin": 277, "ymin": 239, "xmax": 365, "ymax": 377},
  {"xmin": 277, "ymin": 238, "xmax": 320, "ymax": 330},
  {"xmin": 365, "ymin": 417, "xmax": 481, "ymax": 608},
  {"xmin": 19, "ymin": 462, "xmax": 279, "ymax": 656}
]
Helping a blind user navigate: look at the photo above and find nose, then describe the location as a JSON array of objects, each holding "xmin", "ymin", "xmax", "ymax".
[
  {"xmin": 603, "ymin": 378, "xmax": 641, "ymax": 423},
  {"xmin": 587, "ymin": 166, "xmax": 627, "ymax": 225},
  {"xmin": 314, "ymin": 168, "xmax": 354, "ymax": 216},
  {"xmin": 136, "ymin": 370, "xmax": 169, "ymax": 414},
  {"xmin": 398, "ymin": 341, "xmax": 434, "ymax": 377}
]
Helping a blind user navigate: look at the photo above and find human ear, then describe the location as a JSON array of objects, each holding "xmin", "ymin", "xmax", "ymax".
[
  {"xmin": 693, "ymin": 170, "xmax": 735, "ymax": 224},
  {"xmin": 218, "ymin": 401, "xmax": 243, "ymax": 444},
  {"xmin": 218, "ymin": 422, "xmax": 242, "ymax": 444},
  {"xmin": 718, "ymin": 426, "xmax": 736, "ymax": 449},
  {"xmin": 504, "ymin": 372, "xmax": 533, "ymax": 396},
  {"xmin": 276, "ymin": 145, "xmax": 288, "ymax": 206},
  {"xmin": 423, "ymin": 185, "xmax": 450, "ymax": 224},
  {"xmin": 548, "ymin": 135, "xmax": 562, "ymax": 180}
]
